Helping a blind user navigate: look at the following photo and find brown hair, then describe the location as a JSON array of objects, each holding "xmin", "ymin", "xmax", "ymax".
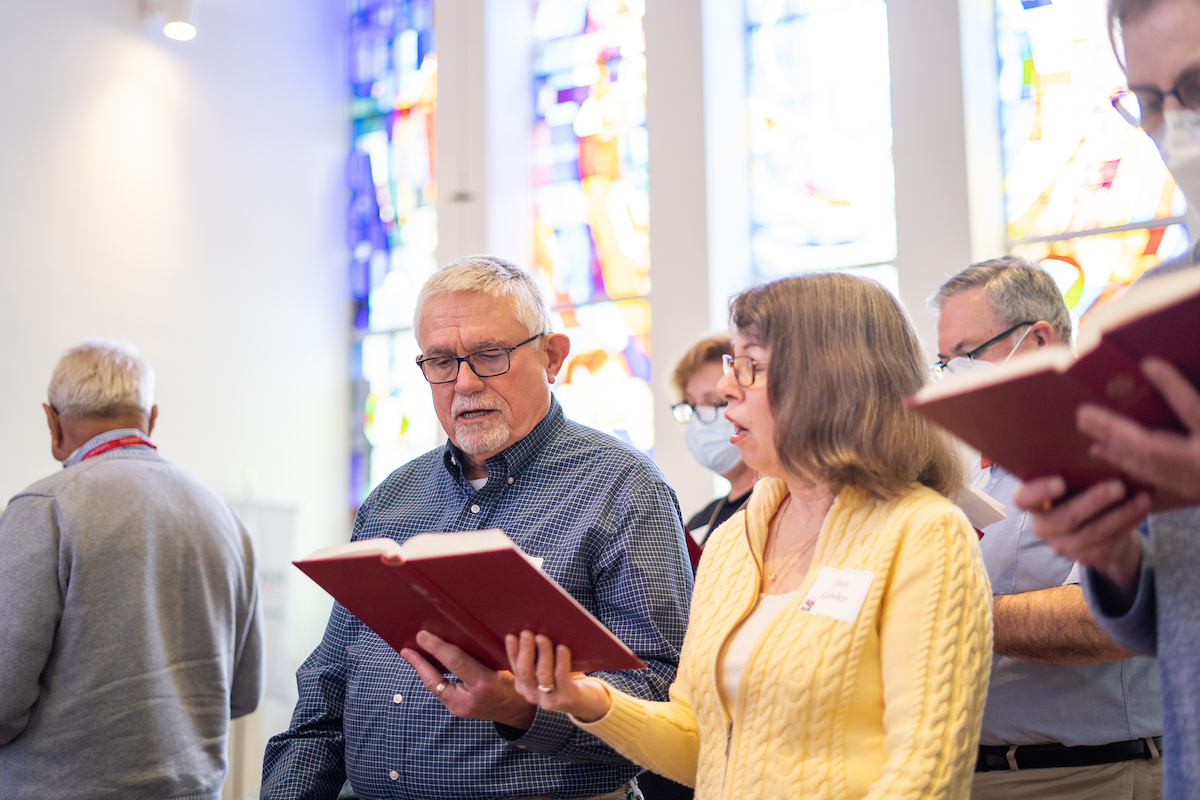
[
  {"xmin": 671, "ymin": 335, "xmax": 734, "ymax": 399},
  {"xmin": 729, "ymin": 272, "xmax": 964, "ymax": 500}
]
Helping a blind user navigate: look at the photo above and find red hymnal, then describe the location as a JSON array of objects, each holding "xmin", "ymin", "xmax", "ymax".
[
  {"xmin": 293, "ymin": 529, "xmax": 645, "ymax": 673},
  {"xmin": 909, "ymin": 267, "xmax": 1200, "ymax": 509}
]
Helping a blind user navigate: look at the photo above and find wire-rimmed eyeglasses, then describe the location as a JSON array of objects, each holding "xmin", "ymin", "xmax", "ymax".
[
  {"xmin": 1111, "ymin": 66, "xmax": 1200, "ymax": 132},
  {"xmin": 415, "ymin": 333, "xmax": 545, "ymax": 384},
  {"xmin": 931, "ymin": 321, "xmax": 1035, "ymax": 377},
  {"xmin": 670, "ymin": 401, "xmax": 727, "ymax": 424},
  {"xmin": 721, "ymin": 353, "xmax": 769, "ymax": 387}
]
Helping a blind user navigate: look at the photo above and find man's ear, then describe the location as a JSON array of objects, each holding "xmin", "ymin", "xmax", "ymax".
[
  {"xmin": 146, "ymin": 405, "xmax": 158, "ymax": 437},
  {"xmin": 43, "ymin": 404, "xmax": 65, "ymax": 457},
  {"xmin": 543, "ymin": 333, "xmax": 571, "ymax": 384},
  {"xmin": 1029, "ymin": 320, "xmax": 1059, "ymax": 348}
]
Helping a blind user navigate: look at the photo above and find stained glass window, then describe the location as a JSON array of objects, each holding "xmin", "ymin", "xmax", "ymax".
[
  {"xmin": 746, "ymin": 0, "xmax": 897, "ymax": 281},
  {"xmin": 531, "ymin": 0, "xmax": 654, "ymax": 455},
  {"xmin": 996, "ymin": 0, "xmax": 1188, "ymax": 323},
  {"xmin": 348, "ymin": 0, "xmax": 439, "ymax": 507}
]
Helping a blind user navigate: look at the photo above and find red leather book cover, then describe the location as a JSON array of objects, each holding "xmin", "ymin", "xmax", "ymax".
[
  {"xmin": 294, "ymin": 531, "xmax": 646, "ymax": 674},
  {"xmin": 909, "ymin": 267, "xmax": 1200, "ymax": 506}
]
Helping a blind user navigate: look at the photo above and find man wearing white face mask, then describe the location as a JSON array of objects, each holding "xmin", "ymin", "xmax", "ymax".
[
  {"xmin": 1011, "ymin": 3, "xmax": 1200, "ymax": 798},
  {"xmin": 931, "ymin": 257, "xmax": 1163, "ymax": 800},
  {"xmin": 670, "ymin": 336, "xmax": 758, "ymax": 546}
]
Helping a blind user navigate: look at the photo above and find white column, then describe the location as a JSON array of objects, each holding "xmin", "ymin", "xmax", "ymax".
[
  {"xmin": 435, "ymin": 0, "xmax": 487, "ymax": 263},
  {"xmin": 887, "ymin": 0, "xmax": 975, "ymax": 349},
  {"xmin": 644, "ymin": 0, "xmax": 716, "ymax": 520}
]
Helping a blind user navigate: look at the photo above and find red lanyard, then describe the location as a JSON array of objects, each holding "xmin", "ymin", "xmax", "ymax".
[{"xmin": 80, "ymin": 434, "xmax": 157, "ymax": 462}]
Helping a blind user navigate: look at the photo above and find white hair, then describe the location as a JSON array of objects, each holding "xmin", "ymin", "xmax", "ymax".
[
  {"xmin": 48, "ymin": 339, "xmax": 156, "ymax": 417},
  {"xmin": 414, "ymin": 255, "xmax": 552, "ymax": 346}
]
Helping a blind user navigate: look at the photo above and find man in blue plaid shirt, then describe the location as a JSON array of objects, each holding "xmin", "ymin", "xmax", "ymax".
[{"xmin": 262, "ymin": 255, "xmax": 694, "ymax": 800}]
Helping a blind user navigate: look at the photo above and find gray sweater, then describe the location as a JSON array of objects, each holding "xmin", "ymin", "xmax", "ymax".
[
  {"xmin": 0, "ymin": 447, "xmax": 263, "ymax": 800},
  {"xmin": 1083, "ymin": 508, "xmax": 1200, "ymax": 800}
]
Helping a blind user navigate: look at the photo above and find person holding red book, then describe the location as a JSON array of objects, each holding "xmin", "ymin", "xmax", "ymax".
[
  {"xmin": 505, "ymin": 272, "xmax": 993, "ymax": 800},
  {"xmin": 931, "ymin": 256, "xmax": 1162, "ymax": 799},
  {"xmin": 1015, "ymin": 2, "xmax": 1200, "ymax": 799},
  {"xmin": 262, "ymin": 256, "xmax": 692, "ymax": 800}
]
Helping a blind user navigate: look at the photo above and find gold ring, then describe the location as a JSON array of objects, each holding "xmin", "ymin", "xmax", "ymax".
[
  {"xmin": 538, "ymin": 683, "xmax": 555, "ymax": 694},
  {"xmin": 434, "ymin": 681, "xmax": 448, "ymax": 698}
]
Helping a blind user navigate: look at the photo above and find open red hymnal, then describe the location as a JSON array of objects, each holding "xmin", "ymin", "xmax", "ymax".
[
  {"xmin": 909, "ymin": 266, "xmax": 1200, "ymax": 509},
  {"xmin": 294, "ymin": 529, "xmax": 645, "ymax": 673}
]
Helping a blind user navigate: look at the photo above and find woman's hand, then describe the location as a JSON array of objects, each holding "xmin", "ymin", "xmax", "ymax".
[{"xmin": 505, "ymin": 630, "xmax": 613, "ymax": 723}]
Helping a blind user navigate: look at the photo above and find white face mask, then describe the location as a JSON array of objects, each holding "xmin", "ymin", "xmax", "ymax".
[
  {"xmin": 684, "ymin": 414, "xmax": 743, "ymax": 476},
  {"xmin": 1150, "ymin": 110, "xmax": 1200, "ymax": 216}
]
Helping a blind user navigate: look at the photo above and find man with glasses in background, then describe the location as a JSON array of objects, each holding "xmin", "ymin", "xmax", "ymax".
[
  {"xmin": 930, "ymin": 256, "xmax": 1162, "ymax": 800},
  {"xmin": 262, "ymin": 255, "xmax": 692, "ymax": 800}
]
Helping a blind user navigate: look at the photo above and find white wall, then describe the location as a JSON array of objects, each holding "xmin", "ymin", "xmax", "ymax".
[{"xmin": 0, "ymin": 0, "xmax": 349, "ymax": 787}]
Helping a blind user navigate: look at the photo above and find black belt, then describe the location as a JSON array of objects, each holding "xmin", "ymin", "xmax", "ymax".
[{"xmin": 976, "ymin": 737, "xmax": 1162, "ymax": 772}]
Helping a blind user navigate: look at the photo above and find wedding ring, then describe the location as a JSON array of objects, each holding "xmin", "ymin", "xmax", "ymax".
[
  {"xmin": 433, "ymin": 681, "xmax": 448, "ymax": 698},
  {"xmin": 538, "ymin": 683, "xmax": 555, "ymax": 694}
]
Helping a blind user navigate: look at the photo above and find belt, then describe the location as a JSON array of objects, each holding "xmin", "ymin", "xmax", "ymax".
[{"xmin": 975, "ymin": 737, "xmax": 1162, "ymax": 772}]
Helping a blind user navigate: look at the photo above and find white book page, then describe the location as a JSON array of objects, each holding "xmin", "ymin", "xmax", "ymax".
[
  {"xmin": 302, "ymin": 537, "xmax": 403, "ymax": 561},
  {"xmin": 953, "ymin": 484, "xmax": 1007, "ymax": 529}
]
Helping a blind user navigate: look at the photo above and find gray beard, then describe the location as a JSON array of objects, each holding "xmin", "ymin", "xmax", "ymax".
[{"xmin": 453, "ymin": 413, "xmax": 511, "ymax": 455}]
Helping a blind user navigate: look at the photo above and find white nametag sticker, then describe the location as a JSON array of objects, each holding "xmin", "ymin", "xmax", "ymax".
[{"xmin": 797, "ymin": 568, "xmax": 874, "ymax": 623}]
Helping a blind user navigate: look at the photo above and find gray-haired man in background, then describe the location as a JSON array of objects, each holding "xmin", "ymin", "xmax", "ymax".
[
  {"xmin": 931, "ymin": 257, "xmax": 1163, "ymax": 799},
  {"xmin": 0, "ymin": 339, "xmax": 263, "ymax": 800}
]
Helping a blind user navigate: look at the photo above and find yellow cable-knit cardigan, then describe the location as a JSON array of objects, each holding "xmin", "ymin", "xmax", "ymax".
[{"xmin": 578, "ymin": 477, "xmax": 992, "ymax": 800}]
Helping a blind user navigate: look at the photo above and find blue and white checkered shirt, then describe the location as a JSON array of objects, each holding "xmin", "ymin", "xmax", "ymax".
[
  {"xmin": 61, "ymin": 428, "xmax": 156, "ymax": 468},
  {"xmin": 262, "ymin": 398, "xmax": 693, "ymax": 800}
]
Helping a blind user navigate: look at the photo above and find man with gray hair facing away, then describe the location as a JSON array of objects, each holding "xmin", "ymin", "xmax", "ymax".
[
  {"xmin": 262, "ymin": 255, "xmax": 692, "ymax": 800},
  {"xmin": 0, "ymin": 340, "xmax": 263, "ymax": 800},
  {"xmin": 931, "ymin": 256, "xmax": 1162, "ymax": 799}
]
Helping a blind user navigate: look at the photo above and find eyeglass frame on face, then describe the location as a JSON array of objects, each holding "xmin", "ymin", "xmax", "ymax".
[
  {"xmin": 415, "ymin": 333, "xmax": 545, "ymax": 384},
  {"xmin": 721, "ymin": 353, "xmax": 769, "ymax": 387},
  {"xmin": 931, "ymin": 321, "xmax": 1037, "ymax": 375},
  {"xmin": 1111, "ymin": 66, "xmax": 1200, "ymax": 131},
  {"xmin": 670, "ymin": 401, "xmax": 728, "ymax": 424}
]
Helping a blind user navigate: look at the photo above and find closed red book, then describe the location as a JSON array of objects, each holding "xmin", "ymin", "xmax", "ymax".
[
  {"xmin": 294, "ymin": 529, "xmax": 645, "ymax": 673},
  {"xmin": 908, "ymin": 267, "xmax": 1200, "ymax": 509}
]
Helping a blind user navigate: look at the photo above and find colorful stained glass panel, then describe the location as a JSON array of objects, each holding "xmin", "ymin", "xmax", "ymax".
[
  {"xmin": 996, "ymin": 0, "xmax": 1185, "ymax": 242},
  {"xmin": 1011, "ymin": 223, "xmax": 1190, "ymax": 326},
  {"xmin": 531, "ymin": 0, "xmax": 651, "ymax": 308},
  {"xmin": 551, "ymin": 298, "xmax": 653, "ymax": 454},
  {"xmin": 348, "ymin": 0, "xmax": 440, "ymax": 505},
  {"xmin": 746, "ymin": 0, "xmax": 897, "ymax": 279}
]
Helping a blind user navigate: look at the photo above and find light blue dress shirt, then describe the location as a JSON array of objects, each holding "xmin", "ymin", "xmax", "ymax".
[{"xmin": 973, "ymin": 462, "xmax": 1162, "ymax": 747}]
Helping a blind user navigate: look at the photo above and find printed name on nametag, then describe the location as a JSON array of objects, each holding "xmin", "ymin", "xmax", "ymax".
[{"xmin": 797, "ymin": 567, "xmax": 874, "ymax": 623}]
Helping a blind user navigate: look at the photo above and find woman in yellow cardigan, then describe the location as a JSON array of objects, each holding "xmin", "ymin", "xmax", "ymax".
[{"xmin": 506, "ymin": 272, "xmax": 993, "ymax": 799}]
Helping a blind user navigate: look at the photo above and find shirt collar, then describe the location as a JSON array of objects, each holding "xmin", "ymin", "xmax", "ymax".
[
  {"xmin": 63, "ymin": 428, "xmax": 154, "ymax": 468},
  {"xmin": 441, "ymin": 395, "xmax": 565, "ymax": 483}
]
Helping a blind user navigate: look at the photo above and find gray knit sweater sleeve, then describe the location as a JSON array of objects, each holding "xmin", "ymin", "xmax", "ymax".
[{"xmin": 0, "ymin": 492, "xmax": 63, "ymax": 743}]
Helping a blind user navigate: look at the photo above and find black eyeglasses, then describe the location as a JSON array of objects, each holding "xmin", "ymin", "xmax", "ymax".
[
  {"xmin": 932, "ymin": 321, "xmax": 1036, "ymax": 375},
  {"xmin": 670, "ymin": 401, "xmax": 727, "ymax": 424},
  {"xmin": 1111, "ymin": 67, "xmax": 1200, "ymax": 132},
  {"xmin": 415, "ymin": 333, "xmax": 545, "ymax": 384},
  {"xmin": 721, "ymin": 354, "xmax": 769, "ymax": 387}
]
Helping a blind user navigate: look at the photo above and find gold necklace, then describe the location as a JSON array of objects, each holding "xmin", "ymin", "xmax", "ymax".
[{"xmin": 764, "ymin": 496, "xmax": 820, "ymax": 583}]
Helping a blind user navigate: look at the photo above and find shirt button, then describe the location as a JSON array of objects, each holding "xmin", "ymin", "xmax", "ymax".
[
  {"xmin": 389, "ymin": 770, "xmax": 399, "ymax": 780},
  {"xmin": 393, "ymin": 693, "xmax": 403, "ymax": 704},
  {"xmin": 471, "ymin": 504, "xmax": 480, "ymax": 514},
  {"xmin": 507, "ymin": 477, "xmax": 514, "ymax": 484}
]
